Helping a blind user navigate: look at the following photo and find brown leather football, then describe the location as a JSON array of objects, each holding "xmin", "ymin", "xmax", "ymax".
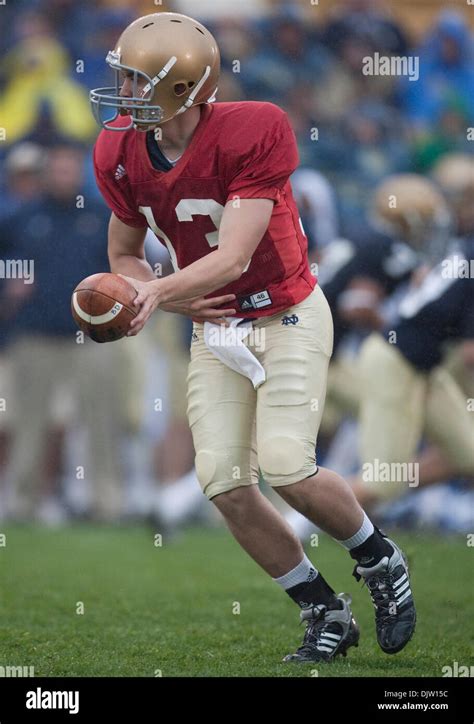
[{"xmin": 71, "ymin": 273, "xmax": 137, "ymax": 343}]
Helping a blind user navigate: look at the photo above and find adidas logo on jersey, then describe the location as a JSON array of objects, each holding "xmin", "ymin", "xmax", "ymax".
[
  {"xmin": 114, "ymin": 164, "xmax": 127, "ymax": 181},
  {"xmin": 238, "ymin": 289, "xmax": 272, "ymax": 311}
]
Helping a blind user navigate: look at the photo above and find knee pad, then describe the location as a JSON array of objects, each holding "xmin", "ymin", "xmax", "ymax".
[
  {"xmin": 258, "ymin": 436, "xmax": 316, "ymax": 487},
  {"xmin": 194, "ymin": 449, "xmax": 257, "ymax": 500}
]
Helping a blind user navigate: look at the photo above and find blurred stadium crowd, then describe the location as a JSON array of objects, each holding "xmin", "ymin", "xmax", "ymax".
[{"xmin": 0, "ymin": 0, "xmax": 472, "ymax": 532}]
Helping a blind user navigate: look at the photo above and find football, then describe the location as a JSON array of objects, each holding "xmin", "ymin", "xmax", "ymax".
[{"xmin": 71, "ymin": 272, "xmax": 137, "ymax": 343}]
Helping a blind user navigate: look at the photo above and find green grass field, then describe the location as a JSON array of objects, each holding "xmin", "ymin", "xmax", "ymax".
[{"xmin": 0, "ymin": 525, "xmax": 471, "ymax": 677}]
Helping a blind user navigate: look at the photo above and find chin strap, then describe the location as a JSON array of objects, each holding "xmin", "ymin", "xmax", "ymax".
[{"xmin": 175, "ymin": 65, "xmax": 212, "ymax": 115}]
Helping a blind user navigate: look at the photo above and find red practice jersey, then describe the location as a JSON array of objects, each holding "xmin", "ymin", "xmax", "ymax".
[{"xmin": 93, "ymin": 101, "xmax": 316, "ymax": 317}]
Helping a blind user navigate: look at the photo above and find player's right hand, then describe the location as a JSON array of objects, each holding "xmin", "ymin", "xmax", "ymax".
[{"xmin": 160, "ymin": 293, "xmax": 237, "ymax": 325}]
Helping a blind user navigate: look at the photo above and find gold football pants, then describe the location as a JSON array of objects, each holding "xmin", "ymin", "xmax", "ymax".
[
  {"xmin": 357, "ymin": 333, "xmax": 474, "ymax": 499},
  {"xmin": 186, "ymin": 285, "xmax": 334, "ymax": 499}
]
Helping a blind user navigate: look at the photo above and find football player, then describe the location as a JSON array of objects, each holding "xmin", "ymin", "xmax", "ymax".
[
  {"xmin": 90, "ymin": 13, "xmax": 415, "ymax": 662},
  {"xmin": 317, "ymin": 176, "xmax": 428, "ymax": 431},
  {"xmin": 286, "ymin": 175, "xmax": 449, "ymax": 537},
  {"xmin": 352, "ymin": 165, "xmax": 474, "ymax": 507},
  {"xmin": 318, "ymin": 174, "xmax": 450, "ymax": 432},
  {"xmin": 321, "ymin": 174, "xmax": 450, "ymax": 351}
]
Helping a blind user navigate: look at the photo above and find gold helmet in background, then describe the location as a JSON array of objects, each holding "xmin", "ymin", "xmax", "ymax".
[
  {"xmin": 432, "ymin": 154, "xmax": 474, "ymax": 235},
  {"xmin": 371, "ymin": 174, "xmax": 451, "ymax": 251},
  {"xmin": 90, "ymin": 12, "xmax": 220, "ymax": 131}
]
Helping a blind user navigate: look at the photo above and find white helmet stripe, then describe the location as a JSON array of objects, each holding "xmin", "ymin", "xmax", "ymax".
[
  {"xmin": 142, "ymin": 56, "xmax": 178, "ymax": 95},
  {"xmin": 176, "ymin": 65, "xmax": 212, "ymax": 114}
]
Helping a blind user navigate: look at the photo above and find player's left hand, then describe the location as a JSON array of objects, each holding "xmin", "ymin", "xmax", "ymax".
[{"xmin": 119, "ymin": 276, "xmax": 162, "ymax": 336}]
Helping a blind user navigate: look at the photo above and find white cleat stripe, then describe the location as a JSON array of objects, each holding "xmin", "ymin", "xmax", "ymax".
[
  {"xmin": 393, "ymin": 573, "xmax": 408, "ymax": 588},
  {"xmin": 396, "ymin": 588, "xmax": 412, "ymax": 606},
  {"xmin": 395, "ymin": 580, "xmax": 410, "ymax": 597}
]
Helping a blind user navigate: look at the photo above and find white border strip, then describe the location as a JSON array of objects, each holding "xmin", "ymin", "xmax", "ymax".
[{"xmin": 72, "ymin": 293, "xmax": 124, "ymax": 325}]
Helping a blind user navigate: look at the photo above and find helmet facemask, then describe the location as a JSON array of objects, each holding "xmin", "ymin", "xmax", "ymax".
[
  {"xmin": 90, "ymin": 50, "xmax": 214, "ymax": 132},
  {"xmin": 90, "ymin": 51, "xmax": 173, "ymax": 131}
]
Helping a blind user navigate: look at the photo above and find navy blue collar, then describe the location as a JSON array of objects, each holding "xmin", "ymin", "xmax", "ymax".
[{"xmin": 146, "ymin": 131, "xmax": 174, "ymax": 172}]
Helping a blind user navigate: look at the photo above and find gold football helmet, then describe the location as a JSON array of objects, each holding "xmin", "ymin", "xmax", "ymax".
[
  {"xmin": 90, "ymin": 12, "xmax": 220, "ymax": 131},
  {"xmin": 432, "ymin": 153, "xmax": 474, "ymax": 234},
  {"xmin": 371, "ymin": 174, "xmax": 451, "ymax": 251}
]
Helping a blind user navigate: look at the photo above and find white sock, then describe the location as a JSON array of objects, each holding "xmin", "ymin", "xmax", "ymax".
[
  {"xmin": 337, "ymin": 512, "xmax": 374, "ymax": 551},
  {"xmin": 272, "ymin": 554, "xmax": 318, "ymax": 590}
]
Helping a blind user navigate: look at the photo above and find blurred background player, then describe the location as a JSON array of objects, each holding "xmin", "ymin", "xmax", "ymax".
[
  {"xmin": 1, "ymin": 144, "xmax": 126, "ymax": 522},
  {"xmin": 352, "ymin": 154, "xmax": 474, "ymax": 509},
  {"xmin": 0, "ymin": 143, "xmax": 46, "ymax": 515},
  {"xmin": 284, "ymin": 173, "xmax": 451, "ymax": 538},
  {"xmin": 353, "ymin": 243, "xmax": 474, "ymax": 510}
]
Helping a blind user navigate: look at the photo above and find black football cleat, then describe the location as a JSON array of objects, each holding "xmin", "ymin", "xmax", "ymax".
[
  {"xmin": 283, "ymin": 593, "xmax": 360, "ymax": 663},
  {"xmin": 354, "ymin": 537, "xmax": 416, "ymax": 654}
]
